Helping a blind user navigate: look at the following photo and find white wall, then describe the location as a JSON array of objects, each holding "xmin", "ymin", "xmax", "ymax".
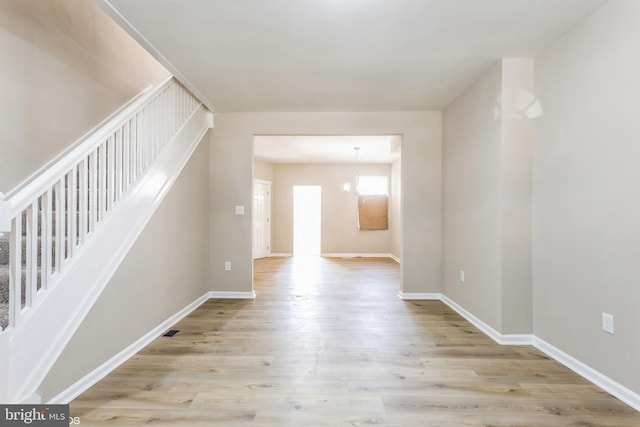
[
  {"xmin": 38, "ymin": 137, "xmax": 210, "ymax": 401},
  {"xmin": 0, "ymin": 0, "xmax": 168, "ymax": 194},
  {"xmin": 270, "ymin": 163, "xmax": 392, "ymax": 255},
  {"xmin": 534, "ymin": 0, "xmax": 640, "ymax": 394},
  {"xmin": 211, "ymin": 112, "xmax": 441, "ymax": 294}
]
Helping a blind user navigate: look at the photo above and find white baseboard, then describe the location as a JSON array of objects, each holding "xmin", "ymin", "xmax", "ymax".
[
  {"xmin": 496, "ymin": 334, "xmax": 535, "ymax": 346},
  {"xmin": 398, "ymin": 292, "xmax": 640, "ymax": 411},
  {"xmin": 50, "ymin": 289, "xmax": 640, "ymax": 412},
  {"xmin": 322, "ymin": 253, "xmax": 394, "ymax": 259},
  {"xmin": 208, "ymin": 291, "xmax": 256, "ymax": 299},
  {"xmin": 440, "ymin": 294, "xmax": 534, "ymax": 346},
  {"xmin": 49, "ymin": 291, "xmax": 257, "ymax": 403},
  {"xmin": 49, "ymin": 292, "xmax": 211, "ymax": 404},
  {"xmin": 397, "ymin": 292, "xmax": 441, "ymax": 300},
  {"xmin": 398, "ymin": 292, "xmax": 533, "ymax": 345},
  {"xmin": 266, "ymin": 253, "xmax": 396, "ymax": 260},
  {"xmin": 9, "ymin": 105, "xmax": 212, "ymax": 403},
  {"xmin": 533, "ymin": 337, "xmax": 640, "ymax": 412}
]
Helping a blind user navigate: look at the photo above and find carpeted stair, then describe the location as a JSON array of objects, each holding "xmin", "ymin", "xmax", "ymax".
[
  {"xmin": 0, "ymin": 164, "xmax": 110, "ymax": 331},
  {"xmin": 0, "ymin": 199, "xmax": 63, "ymax": 331},
  {"xmin": 1, "ymin": 231, "xmax": 12, "ymax": 330},
  {"xmin": 0, "ymin": 226, "xmax": 38, "ymax": 330}
]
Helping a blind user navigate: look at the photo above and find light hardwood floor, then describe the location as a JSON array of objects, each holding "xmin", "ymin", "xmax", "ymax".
[{"xmin": 71, "ymin": 257, "xmax": 640, "ymax": 426}]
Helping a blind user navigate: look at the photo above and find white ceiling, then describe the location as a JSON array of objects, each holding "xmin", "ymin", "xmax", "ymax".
[
  {"xmin": 254, "ymin": 135, "xmax": 401, "ymax": 164},
  {"xmin": 100, "ymin": 0, "xmax": 606, "ymax": 113},
  {"xmin": 97, "ymin": 0, "xmax": 607, "ymax": 161}
]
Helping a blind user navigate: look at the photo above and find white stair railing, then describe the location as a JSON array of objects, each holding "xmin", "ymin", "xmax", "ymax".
[{"xmin": 0, "ymin": 77, "xmax": 202, "ymax": 332}]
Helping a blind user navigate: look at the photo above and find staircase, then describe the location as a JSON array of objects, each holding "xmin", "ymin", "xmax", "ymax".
[
  {"xmin": 0, "ymin": 218, "xmax": 35, "ymax": 331},
  {"xmin": 0, "ymin": 76, "xmax": 212, "ymax": 403},
  {"xmin": 1, "ymin": 192, "xmax": 71, "ymax": 330},
  {"xmin": 0, "ymin": 233, "xmax": 9, "ymax": 329}
]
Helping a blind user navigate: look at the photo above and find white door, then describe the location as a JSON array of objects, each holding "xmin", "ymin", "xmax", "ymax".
[{"xmin": 253, "ymin": 180, "xmax": 271, "ymax": 259}]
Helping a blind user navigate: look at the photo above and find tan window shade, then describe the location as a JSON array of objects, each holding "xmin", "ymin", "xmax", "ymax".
[{"xmin": 358, "ymin": 195, "xmax": 389, "ymax": 230}]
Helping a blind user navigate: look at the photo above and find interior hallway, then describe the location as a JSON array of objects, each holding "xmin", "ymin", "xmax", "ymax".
[{"xmin": 70, "ymin": 257, "xmax": 640, "ymax": 426}]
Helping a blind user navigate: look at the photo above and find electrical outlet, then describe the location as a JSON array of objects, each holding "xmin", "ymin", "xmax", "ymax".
[
  {"xmin": 459, "ymin": 270, "xmax": 465, "ymax": 283},
  {"xmin": 602, "ymin": 312, "xmax": 615, "ymax": 334},
  {"xmin": 224, "ymin": 261, "xmax": 231, "ymax": 271}
]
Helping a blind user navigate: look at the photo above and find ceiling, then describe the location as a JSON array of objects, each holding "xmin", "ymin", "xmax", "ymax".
[
  {"xmin": 99, "ymin": 0, "xmax": 606, "ymax": 113},
  {"xmin": 254, "ymin": 135, "xmax": 401, "ymax": 164},
  {"xmin": 97, "ymin": 0, "xmax": 606, "ymax": 162}
]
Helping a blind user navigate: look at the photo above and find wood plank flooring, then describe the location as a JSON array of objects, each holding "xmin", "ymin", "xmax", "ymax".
[{"xmin": 71, "ymin": 256, "xmax": 640, "ymax": 426}]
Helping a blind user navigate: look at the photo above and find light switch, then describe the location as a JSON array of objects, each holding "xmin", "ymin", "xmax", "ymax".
[{"xmin": 235, "ymin": 205, "xmax": 245, "ymax": 215}]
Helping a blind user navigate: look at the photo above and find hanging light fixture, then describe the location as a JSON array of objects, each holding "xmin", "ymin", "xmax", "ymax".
[{"xmin": 343, "ymin": 146, "xmax": 360, "ymax": 195}]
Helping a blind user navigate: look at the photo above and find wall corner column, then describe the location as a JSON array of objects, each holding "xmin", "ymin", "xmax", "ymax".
[{"xmin": 499, "ymin": 58, "xmax": 535, "ymax": 334}]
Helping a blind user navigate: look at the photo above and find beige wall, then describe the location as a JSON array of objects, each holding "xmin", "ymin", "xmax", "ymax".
[
  {"xmin": 253, "ymin": 158, "xmax": 274, "ymax": 182},
  {"xmin": 211, "ymin": 112, "xmax": 441, "ymax": 294},
  {"xmin": 390, "ymin": 158, "xmax": 402, "ymax": 260},
  {"xmin": 0, "ymin": 0, "xmax": 168, "ymax": 194},
  {"xmin": 443, "ymin": 62, "xmax": 504, "ymax": 330},
  {"xmin": 442, "ymin": 59, "xmax": 533, "ymax": 334},
  {"xmin": 38, "ymin": 137, "xmax": 210, "ymax": 401},
  {"xmin": 442, "ymin": 0, "xmax": 640, "ymax": 395},
  {"xmin": 499, "ymin": 59, "xmax": 533, "ymax": 334},
  {"xmin": 533, "ymin": 0, "xmax": 640, "ymax": 394},
  {"xmin": 270, "ymin": 163, "xmax": 392, "ymax": 255}
]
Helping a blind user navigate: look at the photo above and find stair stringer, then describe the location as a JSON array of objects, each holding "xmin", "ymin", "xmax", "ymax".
[{"xmin": 4, "ymin": 105, "xmax": 212, "ymax": 403}]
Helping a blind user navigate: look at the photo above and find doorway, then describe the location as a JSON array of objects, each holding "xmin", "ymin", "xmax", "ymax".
[{"xmin": 293, "ymin": 185, "xmax": 321, "ymax": 256}]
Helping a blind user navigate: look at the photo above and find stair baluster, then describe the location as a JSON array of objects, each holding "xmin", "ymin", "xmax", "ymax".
[{"xmin": 0, "ymin": 78, "xmax": 203, "ymax": 332}]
